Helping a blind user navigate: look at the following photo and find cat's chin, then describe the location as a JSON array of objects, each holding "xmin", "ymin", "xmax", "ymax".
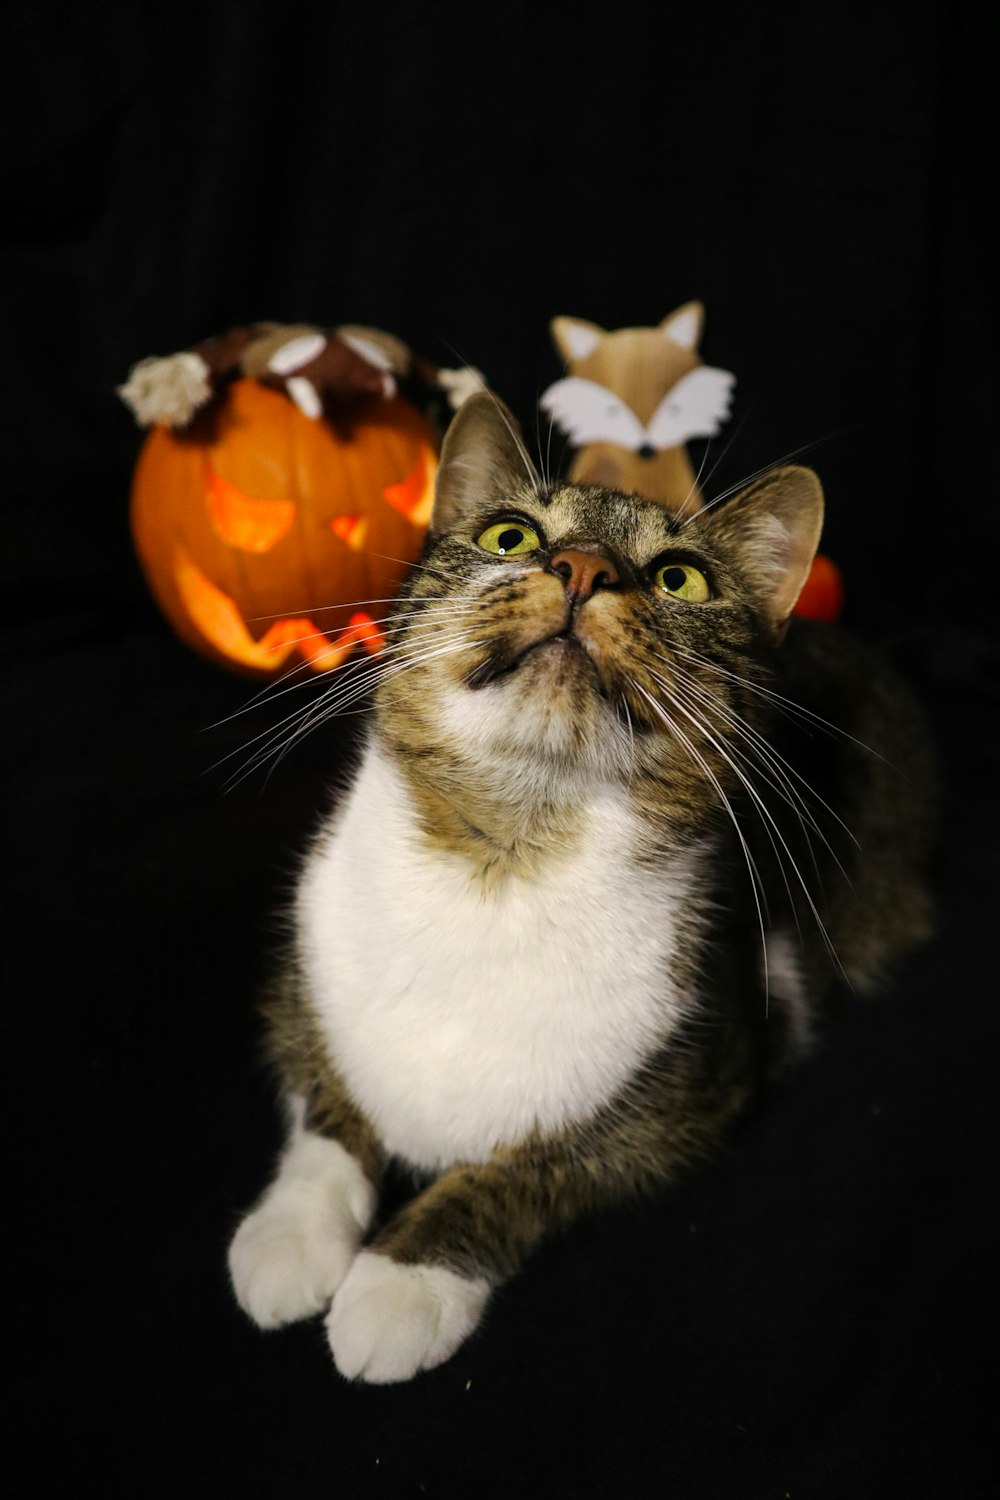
[
  {"xmin": 516, "ymin": 632, "xmax": 596, "ymax": 679},
  {"xmin": 467, "ymin": 631, "xmax": 601, "ymax": 695}
]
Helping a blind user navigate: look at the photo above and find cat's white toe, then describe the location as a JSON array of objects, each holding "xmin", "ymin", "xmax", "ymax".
[
  {"xmin": 229, "ymin": 1135, "xmax": 376, "ymax": 1330},
  {"xmin": 326, "ymin": 1250, "xmax": 490, "ymax": 1383}
]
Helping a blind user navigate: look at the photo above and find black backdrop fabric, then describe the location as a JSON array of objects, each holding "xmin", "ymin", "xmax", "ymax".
[{"xmin": 4, "ymin": 4, "xmax": 998, "ymax": 1496}]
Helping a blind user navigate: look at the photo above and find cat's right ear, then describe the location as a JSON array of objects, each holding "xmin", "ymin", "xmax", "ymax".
[
  {"xmin": 432, "ymin": 393, "xmax": 540, "ymax": 533},
  {"xmin": 706, "ymin": 465, "xmax": 824, "ymax": 640}
]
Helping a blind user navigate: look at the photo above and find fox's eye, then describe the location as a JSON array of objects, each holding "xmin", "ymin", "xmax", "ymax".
[
  {"xmin": 477, "ymin": 521, "xmax": 541, "ymax": 556},
  {"xmin": 654, "ymin": 562, "xmax": 711, "ymax": 602}
]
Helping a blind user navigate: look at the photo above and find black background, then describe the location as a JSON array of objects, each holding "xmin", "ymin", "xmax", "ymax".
[{"xmin": 4, "ymin": 3, "xmax": 998, "ymax": 1496}]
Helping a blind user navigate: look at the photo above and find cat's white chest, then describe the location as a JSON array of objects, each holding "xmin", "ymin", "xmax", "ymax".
[{"xmin": 297, "ymin": 748, "xmax": 702, "ymax": 1172}]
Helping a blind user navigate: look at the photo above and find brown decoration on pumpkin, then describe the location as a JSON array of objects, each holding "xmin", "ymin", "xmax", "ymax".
[{"xmin": 119, "ymin": 321, "xmax": 488, "ymax": 431}]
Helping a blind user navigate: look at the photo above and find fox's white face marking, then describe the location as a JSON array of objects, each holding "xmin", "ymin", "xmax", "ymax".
[{"xmin": 540, "ymin": 366, "xmax": 736, "ymax": 453}]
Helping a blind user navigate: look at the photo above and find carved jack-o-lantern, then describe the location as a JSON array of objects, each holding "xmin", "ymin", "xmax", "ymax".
[{"xmin": 130, "ymin": 379, "xmax": 438, "ymax": 676}]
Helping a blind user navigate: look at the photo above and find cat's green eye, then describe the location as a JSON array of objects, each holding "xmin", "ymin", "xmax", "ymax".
[
  {"xmin": 477, "ymin": 520, "xmax": 541, "ymax": 556},
  {"xmin": 654, "ymin": 562, "xmax": 711, "ymax": 602}
]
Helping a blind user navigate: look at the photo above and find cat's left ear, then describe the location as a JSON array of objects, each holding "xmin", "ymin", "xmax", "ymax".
[
  {"xmin": 707, "ymin": 466, "xmax": 824, "ymax": 640},
  {"xmin": 432, "ymin": 392, "xmax": 541, "ymax": 533}
]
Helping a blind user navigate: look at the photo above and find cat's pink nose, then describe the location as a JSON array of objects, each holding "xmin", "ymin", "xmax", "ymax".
[{"xmin": 549, "ymin": 549, "xmax": 620, "ymax": 602}]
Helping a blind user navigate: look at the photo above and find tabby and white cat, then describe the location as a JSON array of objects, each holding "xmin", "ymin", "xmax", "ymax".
[{"xmin": 228, "ymin": 393, "xmax": 933, "ymax": 1383}]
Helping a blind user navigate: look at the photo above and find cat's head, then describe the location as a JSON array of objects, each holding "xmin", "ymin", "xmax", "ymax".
[{"xmin": 376, "ymin": 394, "xmax": 822, "ymax": 810}]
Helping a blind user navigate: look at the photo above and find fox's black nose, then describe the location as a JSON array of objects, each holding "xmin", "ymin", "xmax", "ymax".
[{"xmin": 638, "ymin": 443, "xmax": 656, "ymax": 461}]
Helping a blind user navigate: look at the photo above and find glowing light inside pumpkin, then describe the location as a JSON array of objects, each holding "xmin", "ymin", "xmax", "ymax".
[
  {"xmin": 175, "ymin": 545, "xmax": 384, "ymax": 672},
  {"xmin": 329, "ymin": 513, "xmax": 370, "ymax": 550},
  {"xmin": 206, "ymin": 466, "xmax": 296, "ymax": 553},
  {"xmin": 383, "ymin": 446, "xmax": 436, "ymax": 527}
]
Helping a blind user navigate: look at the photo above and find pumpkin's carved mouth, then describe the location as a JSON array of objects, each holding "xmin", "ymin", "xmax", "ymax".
[{"xmin": 174, "ymin": 546, "xmax": 384, "ymax": 672}]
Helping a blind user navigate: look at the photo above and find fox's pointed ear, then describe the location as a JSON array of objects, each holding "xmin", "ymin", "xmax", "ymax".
[
  {"xmin": 660, "ymin": 301, "xmax": 704, "ymax": 350},
  {"xmin": 706, "ymin": 465, "xmax": 824, "ymax": 639},
  {"xmin": 432, "ymin": 393, "xmax": 540, "ymax": 533},
  {"xmin": 551, "ymin": 316, "xmax": 604, "ymax": 365}
]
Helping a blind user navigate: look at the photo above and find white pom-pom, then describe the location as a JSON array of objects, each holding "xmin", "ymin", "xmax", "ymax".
[
  {"xmin": 437, "ymin": 367, "xmax": 487, "ymax": 410},
  {"xmin": 117, "ymin": 351, "xmax": 212, "ymax": 428}
]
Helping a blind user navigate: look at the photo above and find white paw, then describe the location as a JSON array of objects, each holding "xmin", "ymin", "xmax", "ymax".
[
  {"xmin": 326, "ymin": 1251, "xmax": 490, "ymax": 1384},
  {"xmin": 229, "ymin": 1137, "xmax": 375, "ymax": 1330}
]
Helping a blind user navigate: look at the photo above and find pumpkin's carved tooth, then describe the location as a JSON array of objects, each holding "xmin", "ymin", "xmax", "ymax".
[
  {"xmin": 175, "ymin": 546, "xmax": 303, "ymax": 669},
  {"xmin": 174, "ymin": 547, "xmax": 372, "ymax": 675}
]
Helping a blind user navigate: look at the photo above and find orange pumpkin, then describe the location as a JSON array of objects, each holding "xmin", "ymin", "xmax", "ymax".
[{"xmin": 130, "ymin": 379, "xmax": 438, "ymax": 676}]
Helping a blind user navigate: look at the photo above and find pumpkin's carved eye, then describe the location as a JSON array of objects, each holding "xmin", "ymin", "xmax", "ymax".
[
  {"xmin": 384, "ymin": 453, "xmax": 434, "ymax": 525},
  {"xmin": 206, "ymin": 466, "xmax": 296, "ymax": 553}
]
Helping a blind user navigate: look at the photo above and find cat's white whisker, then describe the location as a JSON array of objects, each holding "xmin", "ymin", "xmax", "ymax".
[
  {"xmin": 222, "ymin": 631, "xmax": 485, "ymax": 789},
  {"xmin": 671, "ymin": 643, "xmax": 885, "ymax": 762},
  {"xmin": 649, "ymin": 669, "xmax": 799, "ymax": 931},
  {"xmin": 242, "ymin": 594, "xmax": 466, "ymax": 624},
  {"xmin": 678, "ymin": 403, "xmax": 757, "ymax": 517},
  {"xmin": 215, "ymin": 623, "xmax": 478, "ymax": 767},
  {"xmin": 649, "ymin": 669, "xmax": 848, "ymax": 985},
  {"xmin": 680, "ymin": 439, "xmax": 825, "ymax": 527},
  {"xmin": 665, "ymin": 659, "xmax": 858, "ymax": 853},
  {"xmin": 633, "ymin": 680, "xmax": 771, "ymax": 1002},
  {"xmin": 346, "ymin": 549, "xmax": 456, "ymax": 585},
  {"xmin": 208, "ymin": 606, "xmax": 483, "ymax": 730}
]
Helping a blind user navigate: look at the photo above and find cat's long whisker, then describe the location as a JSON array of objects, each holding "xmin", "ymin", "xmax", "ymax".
[
  {"xmin": 671, "ymin": 675, "xmax": 827, "ymax": 852},
  {"xmin": 348, "ymin": 549, "xmax": 455, "ymax": 585},
  {"xmin": 532, "ymin": 390, "xmax": 551, "ymax": 494},
  {"xmin": 619, "ymin": 693, "xmax": 637, "ymax": 784},
  {"xmin": 649, "ymin": 669, "xmax": 801, "ymax": 940},
  {"xmin": 213, "ymin": 624, "xmax": 481, "ymax": 770},
  {"xmin": 670, "ymin": 643, "xmax": 886, "ymax": 761},
  {"xmin": 270, "ymin": 626, "xmax": 483, "ymax": 742},
  {"xmin": 221, "ymin": 631, "xmax": 484, "ymax": 789},
  {"xmin": 214, "ymin": 654, "xmax": 398, "ymax": 779},
  {"xmin": 632, "ymin": 680, "xmax": 771, "ymax": 1001},
  {"xmin": 666, "ymin": 659, "xmax": 859, "ymax": 859},
  {"xmin": 254, "ymin": 633, "xmax": 485, "ymax": 783},
  {"xmin": 290, "ymin": 623, "xmax": 485, "ymax": 726},
  {"xmin": 242, "ymin": 594, "xmax": 465, "ymax": 625},
  {"xmin": 650, "ymin": 670, "xmax": 848, "ymax": 984},
  {"xmin": 207, "ymin": 606, "xmax": 483, "ymax": 729},
  {"xmin": 542, "ymin": 401, "xmax": 557, "ymax": 494},
  {"xmin": 478, "ymin": 386, "xmax": 543, "ymax": 498},
  {"xmin": 680, "ymin": 439, "xmax": 827, "ymax": 528},
  {"xmin": 204, "ymin": 600, "xmax": 465, "ymax": 718},
  {"xmin": 664, "ymin": 671, "xmax": 833, "ymax": 905},
  {"xmin": 677, "ymin": 432, "xmax": 716, "ymax": 519},
  {"xmin": 678, "ymin": 403, "xmax": 757, "ymax": 517}
]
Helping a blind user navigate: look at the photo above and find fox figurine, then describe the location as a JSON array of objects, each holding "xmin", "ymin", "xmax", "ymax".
[{"xmin": 540, "ymin": 302, "xmax": 735, "ymax": 517}]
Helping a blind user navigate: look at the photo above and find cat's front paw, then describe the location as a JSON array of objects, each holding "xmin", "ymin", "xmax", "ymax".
[
  {"xmin": 326, "ymin": 1250, "xmax": 490, "ymax": 1383},
  {"xmin": 229, "ymin": 1145, "xmax": 376, "ymax": 1330}
]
